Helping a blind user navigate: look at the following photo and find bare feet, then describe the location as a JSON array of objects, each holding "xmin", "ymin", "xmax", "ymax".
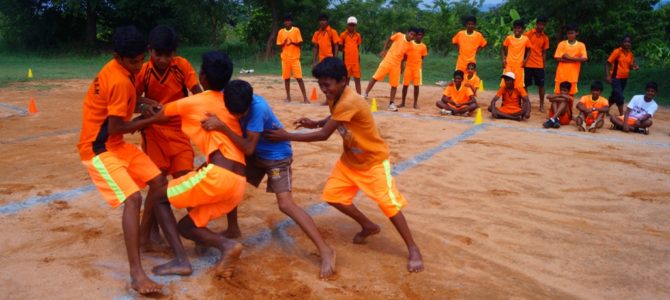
[
  {"xmin": 303, "ymin": 100, "xmax": 310, "ymax": 104},
  {"xmin": 353, "ymin": 224, "xmax": 381, "ymax": 244},
  {"xmin": 413, "ymin": 104, "xmax": 420, "ymax": 109},
  {"xmin": 539, "ymin": 105, "xmax": 545, "ymax": 113},
  {"xmin": 152, "ymin": 259, "xmax": 192, "ymax": 276},
  {"xmin": 220, "ymin": 227, "xmax": 242, "ymax": 239},
  {"xmin": 319, "ymin": 247, "xmax": 337, "ymax": 280},
  {"xmin": 284, "ymin": 98, "xmax": 291, "ymax": 103},
  {"xmin": 215, "ymin": 240, "xmax": 243, "ymax": 279},
  {"xmin": 397, "ymin": 103, "xmax": 405, "ymax": 108},
  {"xmin": 131, "ymin": 275, "xmax": 163, "ymax": 295},
  {"xmin": 407, "ymin": 245, "xmax": 424, "ymax": 273}
]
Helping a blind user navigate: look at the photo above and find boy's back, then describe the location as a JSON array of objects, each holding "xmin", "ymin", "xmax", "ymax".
[{"xmin": 241, "ymin": 95, "xmax": 292, "ymax": 161}]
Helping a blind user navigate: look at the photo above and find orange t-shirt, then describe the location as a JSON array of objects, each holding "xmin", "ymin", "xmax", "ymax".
[
  {"xmin": 452, "ymin": 30, "xmax": 487, "ymax": 68},
  {"xmin": 339, "ymin": 31, "xmax": 362, "ymax": 65},
  {"xmin": 383, "ymin": 32, "xmax": 413, "ymax": 66},
  {"xmin": 77, "ymin": 59, "xmax": 137, "ymax": 161},
  {"xmin": 164, "ymin": 90, "xmax": 245, "ymax": 165},
  {"xmin": 406, "ymin": 41, "xmax": 428, "ymax": 70},
  {"xmin": 578, "ymin": 95, "xmax": 609, "ymax": 118},
  {"xmin": 312, "ymin": 26, "xmax": 340, "ymax": 58},
  {"xmin": 276, "ymin": 27, "xmax": 303, "ymax": 60},
  {"xmin": 503, "ymin": 34, "xmax": 531, "ymax": 68},
  {"xmin": 496, "ymin": 86, "xmax": 528, "ymax": 109},
  {"xmin": 607, "ymin": 47, "xmax": 634, "ymax": 79},
  {"xmin": 443, "ymin": 83, "xmax": 474, "ymax": 105},
  {"xmin": 463, "ymin": 73, "xmax": 481, "ymax": 95},
  {"xmin": 135, "ymin": 56, "xmax": 199, "ymax": 128},
  {"xmin": 554, "ymin": 40, "xmax": 588, "ymax": 83},
  {"xmin": 524, "ymin": 29, "xmax": 550, "ymax": 68},
  {"xmin": 328, "ymin": 86, "xmax": 390, "ymax": 170}
]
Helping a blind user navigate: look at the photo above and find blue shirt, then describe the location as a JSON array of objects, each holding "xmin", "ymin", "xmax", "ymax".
[{"xmin": 241, "ymin": 95, "xmax": 292, "ymax": 160}]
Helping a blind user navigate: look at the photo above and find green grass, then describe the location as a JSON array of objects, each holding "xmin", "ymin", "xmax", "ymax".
[{"xmin": 1, "ymin": 46, "xmax": 668, "ymax": 104}]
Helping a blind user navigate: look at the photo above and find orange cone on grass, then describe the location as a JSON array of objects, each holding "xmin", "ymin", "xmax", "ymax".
[
  {"xmin": 28, "ymin": 98, "xmax": 38, "ymax": 114},
  {"xmin": 310, "ymin": 86, "xmax": 318, "ymax": 102}
]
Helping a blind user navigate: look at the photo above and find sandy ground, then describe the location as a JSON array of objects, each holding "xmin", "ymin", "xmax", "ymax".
[{"xmin": 1, "ymin": 75, "xmax": 670, "ymax": 299}]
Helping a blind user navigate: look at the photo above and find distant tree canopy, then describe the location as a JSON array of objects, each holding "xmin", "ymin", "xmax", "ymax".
[{"xmin": 0, "ymin": 0, "xmax": 668, "ymax": 63}]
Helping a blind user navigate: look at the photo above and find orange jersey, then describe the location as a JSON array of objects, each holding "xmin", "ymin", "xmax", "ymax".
[
  {"xmin": 276, "ymin": 27, "xmax": 303, "ymax": 60},
  {"xmin": 406, "ymin": 41, "xmax": 428, "ymax": 69},
  {"xmin": 503, "ymin": 34, "xmax": 531, "ymax": 68},
  {"xmin": 496, "ymin": 86, "xmax": 528, "ymax": 109},
  {"xmin": 452, "ymin": 30, "xmax": 487, "ymax": 69},
  {"xmin": 312, "ymin": 26, "xmax": 340, "ymax": 58},
  {"xmin": 328, "ymin": 86, "xmax": 390, "ymax": 170},
  {"xmin": 135, "ymin": 56, "xmax": 199, "ymax": 128},
  {"xmin": 554, "ymin": 40, "xmax": 588, "ymax": 83},
  {"xmin": 164, "ymin": 90, "xmax": 244, "ymax": 165},
  {"xmin": 340, "ymin": 31, "xmax": 362, "ymax": 65},
  {"xmin": 78, "ymin": 59, "xmax": 137, "ymax": 161},
  {"xmin": 463, "ymin": 73, "xmax": 481, "ymax": 95},
  {"xmin": 383, "ymin": 32, "xmax": 413, "ymax": 66},
  {"xmin": 578, "ymin": 95, "xmax": 609, "ymax": 118},
  {"xmin": 443, "ymin": 83, "xmax": 474, "ymax": 105},
  {"xmin": 607, "ymin": 47, "xmax": 635, "ymax": 79},
  {"xmin": 524, "ymin": 29, "xmax": 550, "ymax": 68}
]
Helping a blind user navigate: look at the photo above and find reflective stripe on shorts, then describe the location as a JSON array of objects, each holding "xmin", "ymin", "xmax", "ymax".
[
  {"xmin": 92, "ymin": 155, "xmax": 126, "ymax": 203},
  {"xmin": 167, "ymin": 164, "xmax": 214, "ymax": 199},
  {"xmin": 382, "ymin": 160, "xmax": 402, "ymax": 211}
]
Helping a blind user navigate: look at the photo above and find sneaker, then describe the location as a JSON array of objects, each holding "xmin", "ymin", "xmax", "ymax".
[
  {"xmin": 634, "ymin": 127, "xmax": 650, "ymax": 135},
  {"xmin": 552, "ymin": 118, "xmax": 561, "ymax": 129},
  {"xmin": 588, "ymin": 119, "xmax": 603, "ymax": 133},
  {"xmin": 388, "ymin": 103, "xmax": 398, "ymax": 112},
  {"xmin": 543, "ymin": 118, "xmax": 555, "ymax": 128},
  {"xmin": 363, "ymin": 93, "xmax": 369, "ymax": 100},
  {"xmin": 577, "ymin": 119, "xmax": 586, "ymax": 132},
  {"xmin": 440, "ymin": 109, "xmax": 451, "ymax": 115}
]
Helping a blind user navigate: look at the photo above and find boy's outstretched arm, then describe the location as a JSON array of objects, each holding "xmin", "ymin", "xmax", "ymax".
[
  {"xmin": 201, "ymin": 113, "xmax": 259, "ymax": 156},
  {"xmin": 264, "ymin": 117, "xmax": 339, "ymax": 142},
  {"xmin": 107, "ymin": 107, "xmax": 166, "ymax": 135}
]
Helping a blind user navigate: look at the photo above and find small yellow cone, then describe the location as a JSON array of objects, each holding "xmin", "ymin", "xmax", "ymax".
[
  {"xmin": 479, "ymin": 79, "xmax": 484, "ymax": 91},
  {"xmin": 28, "ymin": 68, "xmax": 33, "ymax": 78},
  {"xmin": 370, "ymin": 98, "xmax": 378, "ymax": 112},
  {"xmin": 474, "ymin": 108, "xmax": 483, "ymax": 125}
]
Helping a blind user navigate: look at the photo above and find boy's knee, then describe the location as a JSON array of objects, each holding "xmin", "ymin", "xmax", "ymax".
[{"xmin": 124, "ymin": 193, "xmax": 143, "ymax": 210}]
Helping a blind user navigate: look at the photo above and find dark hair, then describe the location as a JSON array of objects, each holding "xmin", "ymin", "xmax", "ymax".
[
  {"xmin": 318, "ymin": 13, "xmax": 329, "ymax": 21},
  {"xmin": 408, "ymin": 27, "xmax": 418, "ymax": 34},
  {"xmin": 646, "ymin": 81, "xmax": 658, "ymax": 92},
  {"xmin": 224, "ymin": 80, "xmax": 253, "ymax": 114},
  {"xmin": 559, "ymin": 81, "xmax": 572, "ymax": 91},
  {"xmin": 467, "ymin": 62, "xmax": 477, "ymax": 69},
  {"xmin": 201, "ymin": 51, "xmax": 233, "ymax": 91},
  {"xmin": 149, "ymin": 25, "xmax": 177, "ymax": 53},
  {"xmin": 416, "ymin": 27, "xmax": 426, "ymax": 34},
  {"xmin": 464, "ymin": 16, "xmax": 477, "ymax": 25},
  {"xmin": 112, "ymin": 25, "xmax": 146, "ymax": 58},
  {"xmin": 621, "ymin": 35, "xmax": 632, "ymax": 43},
  {"xmin": 454, "ymin": 70, "xmax": 464, "ymax": 78},
  {"xmin": 537, "ymin": 15, "xmax": 548, "ymax": 23},
  {"xmin": 513, "ymin": 20, "xmax": 525, "ymax": 28},
  {"xmin": 283, "ymin": 13, "xmax": 293, "ymax": 21},
  {"xmin": 565, "ymin": 24, "xmax": 578, "ymax": 32},
  {"xmin": 590, "ymin": 81, "xmax": 604, "ymax": 91},
  {"xmin": 312, "ymin": 57, "xmax": 347, "ymax": 82}
]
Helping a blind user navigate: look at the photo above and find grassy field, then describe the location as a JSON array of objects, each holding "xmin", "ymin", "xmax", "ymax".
[{"xmin": 0, "ymin": 46, "xmax": 668, "ymax": 104}]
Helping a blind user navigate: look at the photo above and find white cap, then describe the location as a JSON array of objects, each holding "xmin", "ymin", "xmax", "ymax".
[
  {"xmin": 501, "ymin": 71, "xmax": 515, "ymax": 80},
  {"xmin": 347, "ymin": 16, "xmax": 358, "ymax": 24}
]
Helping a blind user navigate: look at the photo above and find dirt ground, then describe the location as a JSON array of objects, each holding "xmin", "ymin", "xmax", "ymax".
[{"xmin": 1, "ymin": 75, "xmax": 669, "ymax": 299}]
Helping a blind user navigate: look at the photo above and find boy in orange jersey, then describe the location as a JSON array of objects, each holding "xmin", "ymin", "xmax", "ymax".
[
  {"xmin": 452, "ymin": 16, "xmax": 487, "ymax": 72},
  {"xmin": 152, "ymin": 51, "xmax": 247, "ymax": 279},
  {"xmin": 501, "ymin": 20, "xmax": 531, "ymax": 89},
  {"xmin": 77, "ymin": 26, "xmax": 192, "ymax": 295},
  {"xmin": 554, "ymin": 24, "xmax": 587, "ymax": 96},
  {"xmin": 339, "ymin": 16, "xmax": 362, "ymax": 94},
  {"xmin": 265, "ymin": 57, "xmax": 424, "ymax": 273},
  {"xmin": 463, "ymin": 62, "xmax": 481, "ymax": 96},
  {"xmin": 543, "ymin": 81, "xmax": 574, "ymax": 128},
  {"xmin": 363, "ymin": 28, "xmax": 417, "ymax": 111},
  {"xmin": 524, "ymin": 16, "xmax": 550, "ymax": 112},
  {"xmin": 605, "ymin": 36, "xmax": 639, "ymax": 116},
  {"xmin": 575, "ymin": 81, "xmax": 609, "ymax": 132},
  {"xmin": 436, "ymin": 70, "xmax": 477, "ymax": 116},
  {"xmin": 312, "ymin": 13, "xmax": 340, "ymax": 65},
  {"xmin": 277, "ymin": 14, "xmax": 309, "ymax": 103},
  {"xmin": 400, "ymin": 28, "xmax": 428, "ymax": 109},
  {"xmin": 489, "ymin": 72, "xmax": 531, "ymax": 121},
  {"xmin": 135, "ymin": 25, "xmax": 202, "ymax": 251}
]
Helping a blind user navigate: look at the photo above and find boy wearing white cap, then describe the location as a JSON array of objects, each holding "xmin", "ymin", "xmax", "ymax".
[
  {"xmin": 489, "ymin": 71, "xmax": 531, "ymax": 121},
  {"xmin": 339, "ymin": 16, "xmax": 363, "ymax": 94}
]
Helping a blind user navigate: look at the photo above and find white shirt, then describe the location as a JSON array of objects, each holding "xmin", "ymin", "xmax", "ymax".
[{"xmin": 627, "ymin": 95, "xmax": 658, "ymax": 119}]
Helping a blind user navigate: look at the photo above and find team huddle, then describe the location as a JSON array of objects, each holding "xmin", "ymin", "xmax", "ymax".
[{"xmin": 78, "ymin": 12, "xmax": 661, "ymax": 295}]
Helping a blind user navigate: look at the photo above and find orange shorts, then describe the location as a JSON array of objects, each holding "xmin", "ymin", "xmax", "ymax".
[
  {"xmin": 617, "ymin": 115, "xmax": 638, "ymax": 126},
  {"xmin": 345, "ymin": 62, "xmax": 361, "ymax": 78},
  {"xmin": 167, "ymin": 164, "xmax": 246, "ymax": 227},
  {"xmin": 498, "ymin": 104, "xmax": 522, "ymax": 115},
  {"xmin": 81, "ymin": 143, "xmax": 162, "ymax": 208},
  {"xmin": 322, "ymin": 159, "xmax": 407, "ymax": 218},
  {"xmin": 281, "ymin": 59, "xmax": 302, "ymax": 79},
  {"xmin": 372, "ymin": 61, "xmax": 402, "ymax": 87},
  {"xmin": 583, "ymin": 113, "xmax": 602, "ymax": 126},
  {"xmin": 142, "ymin": 126, "xmax": 194, "ymax": 176},
  {"xmin": 446, "ymin": 102, "xmax": 470, "ymax": 111},
  {"xmin": 548, "ymin": 97, "xmax": 574, "ymax": 125},
  {"xmin": 554, "ymin": 81, "xmax": 578, "ymax": 95},
  {"xmin": 455, "ymin": 58, "xmax": 474, "ymax": 73},
  {"xmin": 403, "ymin": 67, "xmax": 423, "ymax": 86}
]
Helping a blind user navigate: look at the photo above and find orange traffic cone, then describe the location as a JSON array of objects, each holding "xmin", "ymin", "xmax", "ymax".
[
  {"xmin": 310, "ymin": 87, "xmax": 318, "ymax": 102},
  {"xmin": 28, "ymin": 98, "xmax": 37, "ymax": 114}
]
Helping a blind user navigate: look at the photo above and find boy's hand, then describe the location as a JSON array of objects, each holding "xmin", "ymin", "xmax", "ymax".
[
  {"xmin": 150, "ymin": 106, "xmax": 169, "ymax": 123},
  {"xmin": 263, "ymin": 128, "xmax": 290, "ymax": 141},
  {"xmin": 632, "ymin": 64, "xmax": 640, "ymax": 71},
  {"xmin": 201, "ymin": 112, "xmax": 225, "ymax": 131},
  {"xmin": 294, "ymin": 117, "xmax": 319, "ymax": 129}
]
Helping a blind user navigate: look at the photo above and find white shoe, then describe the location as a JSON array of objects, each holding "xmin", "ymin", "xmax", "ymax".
[
  {"xmin": 363, "ymin": 93, "xmax": 369, "ymax": 100},
  {"xmin": 388, "ymin": 103, "xmax": 398, "ymax": 112},
  {"xmin": 440, "ymin": 109, "xmax": 451, "ymax": 115}
]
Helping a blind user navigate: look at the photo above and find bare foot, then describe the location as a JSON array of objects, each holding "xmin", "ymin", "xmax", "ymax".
[
  {"xmin": 284, "ymin": 98, "xmax": 291, "ymax": 103},
  {"xmin": 353, "ymin": 224, "xmax": 381, "ymax": 244},
  {"xmin": 215, "ymin": 241, "xmax": 243, "ymax": 279},
  {"xmin": 407, "ymin": 246, "xmax": 424, "ymax": 273},
  {"xmin": 152, "ymin": 259, "xmax": 192, "ymax": 276},
  {"xmin": 539, "ymin": 106, "xmax": 545, "ymax": 113},
  {"xmin": 413, "ymin": 104, "xmax": 420, "ymax": 109},
  {"xmin": 303, "ymin": 100, "xmax": 310, "ymax": 104},
  {"xmin": 319, "ymin": 247, "xmax": 337, "ymax": 280},
  {"xmin": 220, "ymin": 228, "xmax": 242, "ymax": 239},
  {"xmin": 131, "ymin": 275, "xmax": 163, "ymax": 295},
  {"xmin": 397, "ymin": 103, "xmax": 405, "ymax": 108}
]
